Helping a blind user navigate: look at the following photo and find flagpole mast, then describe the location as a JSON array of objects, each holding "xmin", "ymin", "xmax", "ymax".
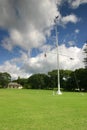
[{"xmin": 55, "ymin": 16, "xmax": 62, "ymax": 95}]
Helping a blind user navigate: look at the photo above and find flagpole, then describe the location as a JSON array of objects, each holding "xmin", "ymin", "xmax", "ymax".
[{"xmin": 55, "ymin": 16, "xmax": 62, "ymax": 95}]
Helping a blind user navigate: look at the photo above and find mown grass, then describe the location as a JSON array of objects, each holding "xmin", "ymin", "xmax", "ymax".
[{"xmin": 0, "ymin": 89, "xmax": 87, "ymax": 130}]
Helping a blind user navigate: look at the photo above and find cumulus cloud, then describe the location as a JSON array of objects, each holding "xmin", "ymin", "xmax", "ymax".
[
  {"xmin": 0, "ymin": 61, "xmax": 25, "ymax": 79},
  {"xmin": 0, "ymin": 44, "xmax": 84, "ymax": 79},
  {"xmin": 68, "ymin": 0, "xmax": 87, "ymax": 8},
  {"xmin": 68, "ymin": 41, "xmax": 76, "ymax": 46},
  {"xmin": 0, "ymin": 0, "xmax": 80, "ymax": 51},
  {"xmin": 22, "ymin": 44, "xmax": 84, "ymax": 73},
  {"xmin": 75, "ymin": 29, "xmax": 80, "ymax": 34},
  {"xmin": 0, "ymin": 0, "xmax": 84, "ymax": 79},
  {"xmin": 60, "ymin": 14, "xmax": 79, "ymax": 26},
  {"xmin": 0, "ymin": 0, "xmax": 59, "ymax": 51}
]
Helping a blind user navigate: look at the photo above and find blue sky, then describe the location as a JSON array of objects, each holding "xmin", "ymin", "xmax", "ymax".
[
  {"xmin": 0, "ymin": 0, "xmax": 87, "ymax": 79},
  {"xmin": 58, "ymin": 2, "xmax": 87, "ymax": 48}
]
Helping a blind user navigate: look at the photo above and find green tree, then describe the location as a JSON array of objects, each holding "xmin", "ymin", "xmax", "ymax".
[
  {"xmin": 48, "ymin": 70, "xmax": 57, "ymax": 89},
  {"xmin": 65, "ymin": 71, "xmax": 77, "ymax": 91},
  {"xmin": 75, "ymin": 68, "xmax": 87, "ymax": 91},
  {"xmin": 15, "ymin": 77, "xmax": 29, "ymax": 89},
  {"xmin": 83, "ymin": 43, "xmax": 87, "ymax": 68},
  {"xmin": 0, "ymin": 72, "xmax": 11, "ymax": 88},
  {"xmin": 48, "ymin": 69, "xmax": 73, "ymax": 90},
  {"xmin": 60, "ymin": 70, "xmax": 73, "ymax": 91},
  {"xmin": 28, "ymin": 73, "xmax": 49, "ymax": 89}
]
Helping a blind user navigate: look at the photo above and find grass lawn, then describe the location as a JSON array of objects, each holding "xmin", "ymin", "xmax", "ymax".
[{"xmin": 0, "ymin": 89, "xmax": 87, "ymax": 130}]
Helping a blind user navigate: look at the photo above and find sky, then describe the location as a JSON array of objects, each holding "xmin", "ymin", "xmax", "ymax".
[{"xmin": 0, "ymin": 0, "xmax": 87, "ymax": 79}]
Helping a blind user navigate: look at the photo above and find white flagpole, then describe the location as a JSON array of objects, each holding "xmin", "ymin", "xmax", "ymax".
[{"xmin": 55, "ymin": 16, "xmax": 62, "ymax": 95}]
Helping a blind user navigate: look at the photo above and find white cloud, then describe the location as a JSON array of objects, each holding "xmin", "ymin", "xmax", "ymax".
[
  {"xmin": 0, "ymin": 0, "xmax": 80, "ymax": 51},
  {"xmin": 0, "ymin": 0, "xmax": 59, "ymax": 51},
  {"xmin": 59, "ymin": 44, "xmax": 84, "ymax": 70},
  {"xmin": 75, "ymin": 29, "xmax": 80, "ymax": 34},
  {"xmin": 68, "ymin": 41, "xmax": 76, "ymax": 46},
  {"xmin": 0, "ymin": 44, "xmax": 84, "ymax": 79},
  {"xmin": 0, "ymin": 61, "xmax": 23, "ymax": 79},
  {"xmin": 0, "ymin": 0, "xmax": 84, "ymax": 79},
  {"xmin": 60, "ymin": 14, "xmax": 79, "ymax": 25},
  {"xmin": 68, "ymin": 0, "xmax": 87, "ymax": 8}
]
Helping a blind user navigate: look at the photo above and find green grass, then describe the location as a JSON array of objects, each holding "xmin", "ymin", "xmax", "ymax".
[{"xmin": 0, "ymin": 89, "xmax": 87, "ymax": 130}]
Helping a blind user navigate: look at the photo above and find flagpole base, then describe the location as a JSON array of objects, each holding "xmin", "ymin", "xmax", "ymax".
[{"xmin": 57, "ymin": 90, "xmax": 62, "ymax": 95}]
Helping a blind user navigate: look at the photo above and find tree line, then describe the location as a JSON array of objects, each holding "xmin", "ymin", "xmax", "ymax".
[{"xmin": 0, "ymin": 68, "xmax": 87, "ymax": 92}]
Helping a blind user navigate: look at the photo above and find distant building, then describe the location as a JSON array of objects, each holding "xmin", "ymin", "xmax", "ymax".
[{"xmin": 8, "ymin": 82, "xmax": 23, "ymax": 89}]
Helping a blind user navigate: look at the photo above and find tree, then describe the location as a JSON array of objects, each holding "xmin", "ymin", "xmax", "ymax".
[
  {"xmin": 65, "ymin": 71, "xmax": 77, "ymax": 91},
  {"xmin": 28, "ymin": 73, "xmax": 49, "ymax": 89},
  {"xmin": 75, "ymin": 68, "xmax": 87, "ymax": 91},
  {"xmin": 60, "ymin": 70, "xmax": 73, "ymax": 91},
  {"xmin": 48, "ymin": 69, "xmax": 73, "ymax": 90},
  {"xmin": 0, "ymin": 72, "xmax": 11, "ymax": 88},
  {"xmin": 83, "ymin": 43, "xmax": 87, "ymax": 68},
  {"xmin": 15, "ymin": 77, "xmax": 29, "ymax": 89},
  {"xmin": 65, "ymin": 68, "xmax": 87, "ymax": 92},
  {"xmin": 48, "ymin": 70, "xmax": 57, "ymax": 89}
]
